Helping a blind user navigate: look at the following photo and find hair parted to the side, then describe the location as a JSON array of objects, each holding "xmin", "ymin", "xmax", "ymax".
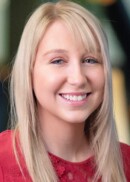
[{"xmin": 10, "ymin": 1, "xmax": 126, "ymax": 181}]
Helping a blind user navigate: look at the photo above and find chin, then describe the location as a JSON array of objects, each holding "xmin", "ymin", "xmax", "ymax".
[{"xmin": 63, "ymin": 115, "xmax": 88, "ymax": 124}]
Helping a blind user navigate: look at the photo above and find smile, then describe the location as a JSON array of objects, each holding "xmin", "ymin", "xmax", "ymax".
[{"xmin": 60, "ymin": 93, "xmax": 89, "ymax": 101}]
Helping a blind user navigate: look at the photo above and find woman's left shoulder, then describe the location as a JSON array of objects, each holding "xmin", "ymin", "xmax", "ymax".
[
  {"xmin": 120, "ymin": 142, "xmax": 130, "ymax": 180},
  {"xmin": 120, "ymin": 142, "xmax": 130, "ymax": 157}
]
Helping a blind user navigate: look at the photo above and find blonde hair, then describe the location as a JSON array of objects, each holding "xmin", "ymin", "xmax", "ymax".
[{"xmin": 10, "ymin": 1, "xmax": 126, "ymax": 181}]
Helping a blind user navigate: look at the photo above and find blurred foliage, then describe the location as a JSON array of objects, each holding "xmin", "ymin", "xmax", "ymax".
[
  {"xmin": 72, "ymin": 0, "xmax": 88, "ymax": 5},
  {"xmin": 69, "ymin": 0, "xmax": 117, "ymax": 6}
]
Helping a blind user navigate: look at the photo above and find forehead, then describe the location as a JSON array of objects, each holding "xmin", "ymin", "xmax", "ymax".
[{"xmin": 38, "ymin": 19, "xmax": 101, "ymax": 57}]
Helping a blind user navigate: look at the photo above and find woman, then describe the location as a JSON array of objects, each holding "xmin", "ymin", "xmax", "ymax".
[{"xmin": 0, "ymin": 1, "xmax": 130, "ymax": 181}]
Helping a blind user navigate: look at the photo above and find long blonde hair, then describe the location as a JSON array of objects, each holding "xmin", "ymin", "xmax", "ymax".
[{"xmin": 10, "ymin": 1, "xmax": 126, "ymax": 181}]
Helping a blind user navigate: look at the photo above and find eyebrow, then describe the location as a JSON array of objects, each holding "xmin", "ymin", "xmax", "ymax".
[{"xmin": 42, "ymin": 49, "xmax": 68, "ymax": 56}]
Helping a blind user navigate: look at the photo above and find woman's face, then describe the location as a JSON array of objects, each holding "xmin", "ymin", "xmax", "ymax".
[{"xmin": 32, "ymin": 20, "xmax": 105, "ymax": 125}]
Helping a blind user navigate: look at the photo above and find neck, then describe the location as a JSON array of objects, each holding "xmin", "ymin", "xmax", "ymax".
[{"xmin": 39, "ymin": 111, "xmax": 92, "ymax": 162}]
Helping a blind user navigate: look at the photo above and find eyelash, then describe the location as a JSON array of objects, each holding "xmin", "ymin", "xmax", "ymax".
[
  {"xmin": 51, "ymin": 58, "xmax": 65, "ymax": 64},
  {"xmin": 82, "ymin": 58, "xmax": 98, "ymax": 64},
  {"xmin": 50, "ymin": 57, "xmax": 98, "ymax": 65}
]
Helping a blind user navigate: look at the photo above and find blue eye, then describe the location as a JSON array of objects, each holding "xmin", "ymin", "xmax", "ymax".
[
  {"xmin": 83, "ymin": 58, "xmax": 98, "ymax": 64},
  {"xmin": 51, "ymin": 59, "xmax": 64, "ymax": 64}
]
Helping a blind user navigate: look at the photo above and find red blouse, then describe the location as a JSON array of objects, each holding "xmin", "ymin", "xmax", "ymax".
[{"xmin": 0, "ymin": 130, "xmax": 130, "ymax": 182}]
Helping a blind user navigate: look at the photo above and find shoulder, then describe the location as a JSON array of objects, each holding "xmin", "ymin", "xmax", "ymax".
[
  {"xmin": 120, "ymin": 142, "xmax": 130, "ymax": 151},
  {"xmin": 0, "ymin": 130, "xmax": 31, "ymax": 181},
  {"xmin": 120, "ymin": 142, "xmax": 130, "ymax": 160},
  {"xmin": 0, "ymin": 129, "xmax": 12, "ymax": 139},
  {"xmin": 0, "ymin": 130, "xmax": 13, "ymax": 156},
  {"xmin": 0, "ymin": 130, "xmax": 13, "ymax": 143},
  {"xmin": 0, "ymin": 130, "xmax": 15, "ymax": 181},
  {"xmin": 120, "ymin": 142, "xmax": 130, "ymax": 181},
  {"xmin": 0, "ymin": 130, "xmax": 16, "ymax": 170},
  {"xmin": 0, "ymin": 130, "xmax": 16, "ymax": 164}
]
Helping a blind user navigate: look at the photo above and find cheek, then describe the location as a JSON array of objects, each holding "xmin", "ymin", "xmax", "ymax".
[
  {"xmin": 96, "ymin": 71, "xmax": 105, "ymax": 97},
  {"xmin": 96, "ymin": 74, "xmax": 105, "ymax": 90},
  {"xmin": 98, "ymin": 69, "xmax": 105, "ymax": 88},
  {"xmin": 32, "ymin": 68, "xmax": 64, "ymax": 95},
  {"xmin": 88, "ymin": 68, "xmax": 105, "ymax": 90}
]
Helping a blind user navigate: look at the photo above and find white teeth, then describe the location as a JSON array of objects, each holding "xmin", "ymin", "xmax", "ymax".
[{"xmin": 62, "ymin": 94, "xmax": 86, "ymax": 101}]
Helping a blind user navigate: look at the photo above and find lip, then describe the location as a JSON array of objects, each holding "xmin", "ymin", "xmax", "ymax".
[{"xmin": 59, "ymin": 92, "xmax": 91, "ymax": 106}]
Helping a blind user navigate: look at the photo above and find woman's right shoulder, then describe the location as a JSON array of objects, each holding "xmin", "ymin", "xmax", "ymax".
[
  {"xmin": 0, "ymin": 130, "xmax": 31, "ymax": 181},
  {"xmin": 0, "ymin": 130, "xmax": 13, "ymax": 151},
  {"xmin": 0, "ymin": 130, "xmax": 14, "ymax": 181},
  {"xmin": 0, "ymin": 130, "xmax": 14, "ymax": 159},
  {"xmin": 0, "ymin": 129, "xmax": 13, "ymax": 139}
]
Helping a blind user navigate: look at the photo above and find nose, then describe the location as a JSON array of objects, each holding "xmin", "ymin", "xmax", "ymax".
[{"xmin": 67, "ymin": 63, "xmax": 87, "ymax": 88}]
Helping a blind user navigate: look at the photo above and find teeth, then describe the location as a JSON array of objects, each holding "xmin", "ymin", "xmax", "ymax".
[{"xmin": 62, "ymin": 94, "xmax": 87, "ymax": 101}]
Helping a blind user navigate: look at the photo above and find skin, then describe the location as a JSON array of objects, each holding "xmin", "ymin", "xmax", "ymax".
[{"xmin": 32, "ymin": 20, "xmax": 105, "ymax": 162}]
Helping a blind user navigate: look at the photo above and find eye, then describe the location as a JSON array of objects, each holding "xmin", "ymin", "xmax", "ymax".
[
  {"xmin": 51, "ymin": 58, "xmax": 64, "ymax": 64},
  {"xmin": 82, "ymin": 58, "xmax": 98, "ymax": 64}
]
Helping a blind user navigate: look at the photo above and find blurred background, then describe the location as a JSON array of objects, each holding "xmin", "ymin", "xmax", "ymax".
[{"xmin": 0, "ymin": 0, "xmax": 130, "ymax": 144}]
